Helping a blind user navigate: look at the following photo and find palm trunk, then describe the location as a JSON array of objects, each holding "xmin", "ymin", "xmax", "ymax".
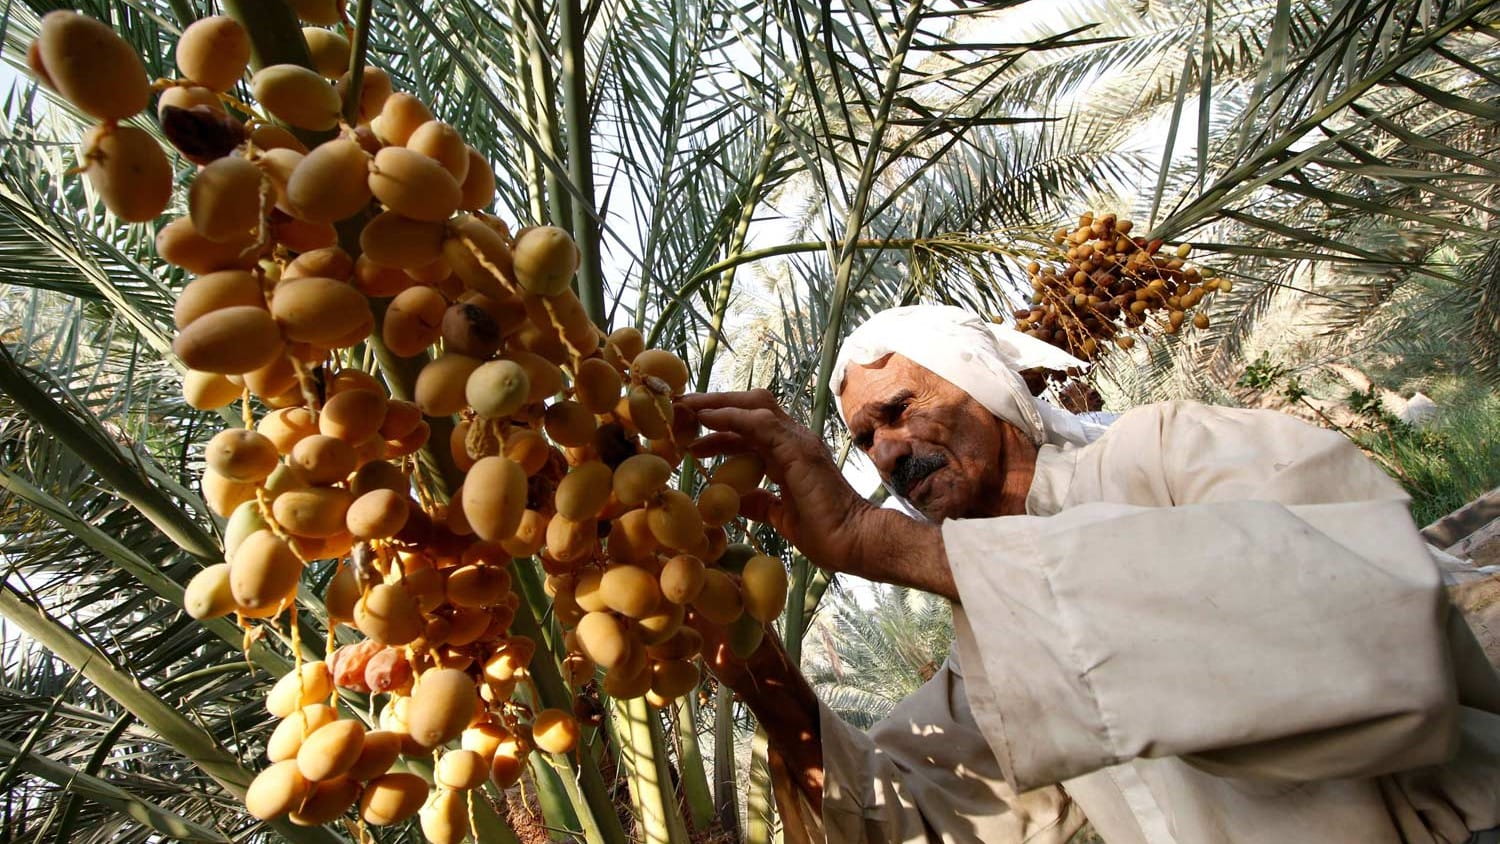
[
  {"xmin": 559, "ymin": 0, "xmax": 605, "ymax": 325},
  {"xmin": 674, "ymin": 695, "xmax": 714, "ymax": 831},
  {"xmin": 712, "ymin": 682, "xmax": 739, "ymax": 836},
  {"xmin": 611, "ymin": 697, "xmax": 690, "ymax": 844},
  {"xmin": 745, "ymin": 727, "xmax": 774, "ymax": 844}
]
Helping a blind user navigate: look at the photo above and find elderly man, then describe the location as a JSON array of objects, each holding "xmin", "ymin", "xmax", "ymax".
[{"xmin": 680, "ymin": 306, "xmax": 1500, "ymax": 844}]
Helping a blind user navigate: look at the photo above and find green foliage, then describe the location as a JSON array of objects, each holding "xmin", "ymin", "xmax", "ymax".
[
  {"xmin": 1237, "ymin": 354, "xmax": 1292, "ymax": 392},
  {"xmin": 1355, "ymin": 238, "xmax": 1500, "ymax": 391},
  {"xmin": 1351, "ymin": 381, "xmax": 1500, "ymax": 527},
  {"xmin": 1099, "ymin": 0, "xmax": 1500, "ymax": 402},
  {"xmin": 804, "ymin": 583, "xmax": 953, "ymax": 730}
]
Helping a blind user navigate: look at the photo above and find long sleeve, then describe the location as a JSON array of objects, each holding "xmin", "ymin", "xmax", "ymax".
[
  {"xmin": 800, "ymin": 657, "xmax": 1087, "ymax": 844},
  {"xmin": 943, "ymin": 401, "xmax": 1459, "ymax": 793}
]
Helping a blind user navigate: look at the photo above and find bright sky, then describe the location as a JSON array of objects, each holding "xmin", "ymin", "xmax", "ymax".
[{"xmin": 0, "ymin": 56, "xmax": 25, "ymax": 95}]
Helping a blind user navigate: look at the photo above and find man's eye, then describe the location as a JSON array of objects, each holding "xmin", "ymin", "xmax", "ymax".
[{"xmin": 853, "ymin": 432, "xmax": 873, "ymax": 450}]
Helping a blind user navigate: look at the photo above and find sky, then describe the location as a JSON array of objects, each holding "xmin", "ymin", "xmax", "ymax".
[{"xmin": 0, "ymin": 55, "xmax": 25, "ymax": 99}]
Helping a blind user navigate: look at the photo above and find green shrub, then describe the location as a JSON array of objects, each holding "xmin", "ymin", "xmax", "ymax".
[{"xmin": 1351, "ymin": 383, "xmax": 1500, "ymax": 527}]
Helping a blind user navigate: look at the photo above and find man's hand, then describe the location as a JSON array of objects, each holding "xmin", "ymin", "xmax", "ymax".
[
  {"xmin": 680, "ymin": 390, "xmax": 874, "ymax": 573},
  {"xmin": 680, "ymin": 390, "xmax": 959, "ymax": 601}
]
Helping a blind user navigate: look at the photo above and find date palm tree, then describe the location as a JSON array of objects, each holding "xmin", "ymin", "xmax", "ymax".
[
  {"xmin": 804, "ymin": 583, "xmax": 953, "ymax": 731},
  {"xmin": 1, "ymin": 0, "xmax": 1497, "ymax": 841}
]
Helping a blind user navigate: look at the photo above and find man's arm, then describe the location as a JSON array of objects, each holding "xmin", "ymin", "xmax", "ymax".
[
  {"xmin": 680, "ymin": 389, "xmax": 958, "ymax": 599},
  {"xmin": 689, "ymin": 611, "xmax": 825, "ymax": 810},
  {"xmin": 936, "ymin": 402, "xmax": 1464, "ymax": 790},
  {"xmin": 846, "ymin": 510, "xmax": 955, "ymax": 600}
]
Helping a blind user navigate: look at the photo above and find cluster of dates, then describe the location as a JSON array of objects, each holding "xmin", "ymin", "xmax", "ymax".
[
  {"xmin": 1013, "ymin": 212, "xmax": 1230, "ymax": 360},
  {"xmin": 30, "ymin": 9, "xmax": 786, "ymax": 842}
]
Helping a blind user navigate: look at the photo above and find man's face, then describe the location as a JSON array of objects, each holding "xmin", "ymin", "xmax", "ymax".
[{"xmin": 840, "ymin": 354, "xmax": 1023, "ymax": 521}]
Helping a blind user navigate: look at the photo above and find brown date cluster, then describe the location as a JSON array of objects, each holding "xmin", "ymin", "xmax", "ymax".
[{"xmin": 1011, "ymin": 212, "xmax": 1231, "ymax": 361}]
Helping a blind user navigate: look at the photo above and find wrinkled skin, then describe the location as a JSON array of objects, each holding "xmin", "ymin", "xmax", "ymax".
[{"xmin": 841, "ymin": 353, "xmax": 1036, "ymax": 522}]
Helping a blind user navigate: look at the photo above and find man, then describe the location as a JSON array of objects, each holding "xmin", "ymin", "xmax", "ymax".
[{"xmin": 680, "ymin": 305, "xmax": 1500, "ymax": 844}]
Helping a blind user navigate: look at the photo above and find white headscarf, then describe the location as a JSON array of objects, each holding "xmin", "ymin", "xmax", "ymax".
[
  {"xmin": 832, "ymin": 305, "xmax": 1113, "ymax": 446},
  {"xmin": 832, "ymin": 305, "xmax": 1115, "ymax": 518}
]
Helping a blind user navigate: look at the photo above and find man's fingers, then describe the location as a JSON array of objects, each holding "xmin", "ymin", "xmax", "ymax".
[
  {"xmin": 694, "ymin": 406, "xmax": 780, "ymax": 441},
  {"xmin": 688, "ymin": 431, "xmax": 751, "ymax": 459},
  {"xmin": 679, "ymin": 389, "xmax": 782, "ymax": 414}
]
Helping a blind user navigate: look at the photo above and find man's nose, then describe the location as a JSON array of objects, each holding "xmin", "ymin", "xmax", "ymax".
[{"xmin": 868, "ymin": 432, "xmax": 912, "ymax": 478}]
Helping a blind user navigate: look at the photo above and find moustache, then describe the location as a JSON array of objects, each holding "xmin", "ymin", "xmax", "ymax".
[{"xmin": 889, "ymin": 453, "xmax": 948, "ymax": 499}]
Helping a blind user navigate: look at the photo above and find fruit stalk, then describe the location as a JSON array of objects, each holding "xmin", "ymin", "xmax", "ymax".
[
  {"xmin": 510, "ymin": 0, "xmax": 548, "ymax": 224},
  {"xmin": 558, "ymin": 0, "xmax": 604, "ymax": 326},
  {"xmin": 340, "ymin": 0, "xmax": 374, "ymax": 127},
  {"xmin": 674, "ymin": 694, "xmax": 715, "ymax": 830},
  {"xmin": 712, "ymin": 681, "xmax": 739, "ymax": 835},
  {"xmin": 507, "ymin": 589, "xmax": 629, "ymax": 844},
  {"xmin": 220, "ymin": 0, "xmax": 315, "ymax": 74},
  {"xmin": 167, "ymin": 0, "xmax": 197, "ymax": 28},
  {"xmin": 610, "ymin": 696, "xmax": 690, "ymax": 844},
  {"xmin": 526, "ymin": 0, "xmax": 572, "ymax": 228}
]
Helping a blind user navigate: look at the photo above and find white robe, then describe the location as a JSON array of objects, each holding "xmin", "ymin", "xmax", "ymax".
[{"xmin": 804, "ymin": 401, "xmax": 1500, "ymax": 844}]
